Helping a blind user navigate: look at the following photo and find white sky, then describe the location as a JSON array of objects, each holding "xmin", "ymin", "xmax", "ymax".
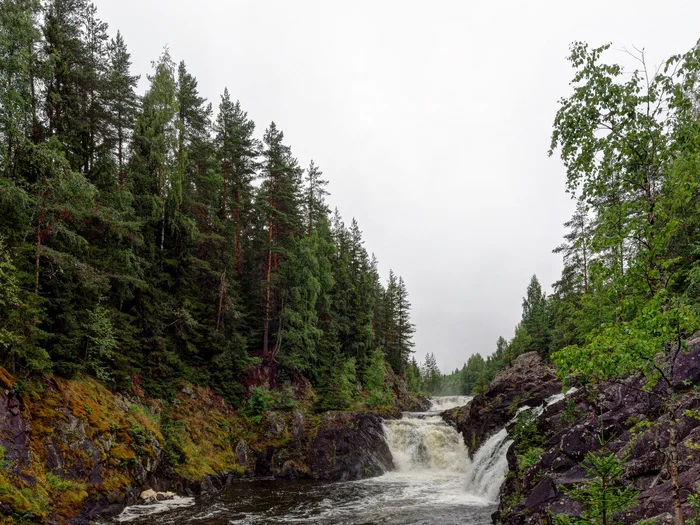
[{"xmin": 94, "ymin": 0, "xmax": 700, "ymax": 372}]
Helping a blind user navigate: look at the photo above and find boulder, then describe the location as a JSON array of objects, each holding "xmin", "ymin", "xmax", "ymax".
[
  {"xmin": 309, "ymin": 412, "xmax": 394, "ymax": 481},
  {"xmin": 139, "ymin": 488, "xmax": 157, "ymax": 501}
]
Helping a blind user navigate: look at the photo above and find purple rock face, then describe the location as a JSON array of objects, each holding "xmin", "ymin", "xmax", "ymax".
[
  {"xmin": 0, "ymin": 391, "xmax": 33, "ymax": 485},
  {"xmin": 493, "ymin": 336, "xmax": 700, "ymax": 525},
  {"xmin": 442, "ymin": 352, "xmax": 562, "ymax": 457},
  {"xmin": 674, "ymin": 334, "xmax": 700, "ymax": 388}
]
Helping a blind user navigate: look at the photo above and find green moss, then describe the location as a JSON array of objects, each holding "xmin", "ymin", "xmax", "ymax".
[{"xmin": 517, "ymin": 446, "xmax": 544, "ymax": 473}]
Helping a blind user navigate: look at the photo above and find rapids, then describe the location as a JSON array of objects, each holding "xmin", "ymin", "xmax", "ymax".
[{"xmin": 106, "ymin": 396, "xmax": 513, "ymax": 524}]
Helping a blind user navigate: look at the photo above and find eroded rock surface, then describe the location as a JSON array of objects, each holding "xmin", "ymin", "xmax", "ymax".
[
  {"xmin": 495, "ymin": 337, "xmax": 700, "ymax": 525},
  {"xmin": 442, "ymin": 352, "xmax": 561, "ymax": 456}
]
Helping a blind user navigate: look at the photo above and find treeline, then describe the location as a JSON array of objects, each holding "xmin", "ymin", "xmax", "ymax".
[
  {"xmin": 422, "ymin": 274, "xmax": 551, "ymax": 395},
  {"xmin": 0, "ymin": 0, "xmax": 417, "ymax": 409}
]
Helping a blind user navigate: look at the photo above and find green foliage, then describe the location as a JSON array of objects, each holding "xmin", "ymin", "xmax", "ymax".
[
  {"xmin": 245, "ymin": 386, "xmax": 298, "ymax": 422},
  {"xmin": 363, "ymin": 348, "xmax": 393, "ymax": 409},
  {"xmin": 512, "ymin": 409, "xmax": 544, "ymax": 454},
  {"xmin": 420, "ymin": 352, "xmax": 442, "ymax": 393},
  {"xmin": 83, "ymin": 304, "xmax": 119, "ymax": 382},
  {"xmin": 0, "ymin": 0, "xmax": 420, "ymax": 413},
  {"xmin": 127, "ymin": 422, "xmax": 147, "ymax": 445},
  {"xmin": 688, "ymin": 484, "xmax": 700, "ymax": 525},
  {"xmin": 0, "ymin": 237, "xmax": 50, "ymax": 374},
  {"xmin": 405, "ymin": 357, "xmax": 422, "ymax": 394},
  {"xmin": 561, "ymin": 398, "xmax": 581, "ymax": 424},
  {"xmin": 316, "ymin": 356, "xmax": 358, "ymax": 411},
  {"xmin": 552, "ymin": 449, "xmax": 638, "ymax": 525},
  {"xmin": 518, "ymin": 447, "xmax": 544, "ymax": 472},
  {"xmin": 45, "ymin": 473, "xmax": 86, "ymax": 493}
]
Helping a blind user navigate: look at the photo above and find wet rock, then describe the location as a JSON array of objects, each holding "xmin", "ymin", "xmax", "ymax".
[
  {"xmin": 266, "ymin": 411, "xmax": 286, "ymax": 437},
  {"xmin": 525, "ymin": 478, "xmax": 557, "ymax": 512},
  {"xmin": 496, "ymin": 342, "xmax": 700, "ymax": 525},
  {"xmin": 236, "ymin": 439, "xmax": 251, "ymax": 466},
  {"xmin": 155, "ymin": 491, "xmax": 176, "ymax": 501},
  {"xmin": 442, "ymin": 352, "xmax": 561, "ymax": 456},
  {"xmin": 290, "ymin": 409, "xmax": 305, "ymax": 440},
  {"xmin": 674, "ymin": 334, "xmax": 700, "ymax": 388},
  {"xmin": 309, "ymin": 412, "xmax": 394, "ymax": 481}
]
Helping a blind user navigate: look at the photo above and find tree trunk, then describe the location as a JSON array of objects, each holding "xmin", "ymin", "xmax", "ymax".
[
  {"xmin": 177, "ymin": 128, "xmax": 184, "ymax": 210},
  {"xmin": 117, "ymin": 110, "xmax": 124, "ymax": 184},
  {"xmin": 216, "ymin": 270, "xmax": 226, "ymax": 330},
  {"xmin": 34, "ymin": 211, "xmax": 44, "ymax": 296},
  {"xmin": 158, "ymin": 165, "xmax": 165, "ymax": 251},
  {"xmin": 263, "ymin": 220, "xmax": 273, "ymax": 358},
  {"xmin": 28, "ymin": 41, "xmax": 39, "ymax": 144},
  {"xmin": 234, "ymin": 195, "xmax": 242, "ymax": 282}
]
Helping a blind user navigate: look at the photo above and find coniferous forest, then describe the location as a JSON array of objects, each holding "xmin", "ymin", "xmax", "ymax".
[{"xmin": 0, "ymin": 0, "xmax": 420, "ymax": 410}]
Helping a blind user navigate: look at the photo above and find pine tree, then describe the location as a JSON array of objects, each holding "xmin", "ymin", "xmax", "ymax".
[
  {"xmin": 553, "ymin": 448, "xmax": 638, "ymax": 525},
  {"xmin": 304, "ymin": 160, "xmax": 329, "ymax": 235},
  {"xmin": 260, "ymin": 122, "xmax": 302, "ymax": 358},
  {"xmin": 0, "ymin": 0, "xmax": 41, "ymax": 174},
  {"xmin": 131, "ymin": 48, "xmax": 178, "ymax": 251},
  {"xmin": 105, "ymin": 31, "xmax": 139, "ymax": 182},
  {"xmin": 521, "ymin": 275, "xmax": 550, "ymax": 356},
  {"xmin": 214, "ymin": 88, "xmax": 259, "ymax": 283},
  {"xmin": 395, "ymin": 276, "xmax": 415, "ymax": 372}
]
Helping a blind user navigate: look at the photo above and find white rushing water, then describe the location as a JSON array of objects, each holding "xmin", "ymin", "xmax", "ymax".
[
  {"xmin": 428, "ymin": 395, "xmax": 474, "ymax": 411},
  {"xmin": 463, "ymin": 429, "xmax": 512, "ymax": 502},
  {"xmin": 382, "ymin": 395, "xmax": 512, "ymax": 506},
  {"xmin": 114, "ymin": 497, "xmax": 195, "ymax": 522}
]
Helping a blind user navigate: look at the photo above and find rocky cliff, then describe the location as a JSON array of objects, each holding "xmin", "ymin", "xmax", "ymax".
[
  {"xmin": 442, "ymin": 352, "xmax": 561, "ymax": 456},
  {"xmin": 442, "ymin": 342, "xmax": 700, "ymax": 525},
  {"xmin": 0, "ymin": 367, "xmax": 408, "ymax": 524}
]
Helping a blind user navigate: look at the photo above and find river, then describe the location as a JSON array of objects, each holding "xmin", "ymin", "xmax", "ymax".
[{"xmin": 110, "ymin": 396, "xmax": 512, "ymax": 525}]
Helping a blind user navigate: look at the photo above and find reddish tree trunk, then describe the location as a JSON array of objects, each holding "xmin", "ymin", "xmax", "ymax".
[
  {"xmin": 234, "ymin": 202, "xmax": 242, "ymax": 282},
  {"xmin": 668, "ymin": 411, "xmax": 685, "ymax": 525},
  {"xmin": 263, "ymin": 219, "xmax": 273, "ymax": 358},
  {"xmin": 216, "ymin": 271, "xmax": 226, "ymax": 330},
  {"xmin": 34, "ymin": 207, "xmax": 46, "ymax": 297}
]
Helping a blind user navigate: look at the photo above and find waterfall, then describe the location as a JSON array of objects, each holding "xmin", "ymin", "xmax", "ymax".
[
  {"xmin": 384, "ymin": 414, "xmax": 471, "ymax": 473},
  {"xmin": 463, "ymin": 429, "xmax": 512, "ymax": 502},
  {"xmin": 382, "ymin": 395, "xmax": 512, "ymax": 505},
  {"xmin": 429, "ymin": 395, "xmax": 474, "ymax": 411}
]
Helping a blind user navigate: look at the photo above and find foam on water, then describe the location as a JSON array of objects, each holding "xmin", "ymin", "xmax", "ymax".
[
  {"xmin": 114, "ymin": 496, "xmax": 195, "ymax": 522},
  {"xmin": 106, "ymin": 394, "xmax": 518, "ymax": 523}
]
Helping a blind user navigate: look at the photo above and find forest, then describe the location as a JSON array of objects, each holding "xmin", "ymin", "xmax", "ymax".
[
  {"xmin": 0, "ymin": 0, "xmax": 422, "ymax": 411},
  {"xmin": 426, "ymin": 40, "xmax": 700, "ymax": 412}
]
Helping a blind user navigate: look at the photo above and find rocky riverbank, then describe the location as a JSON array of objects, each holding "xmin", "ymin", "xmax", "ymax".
[
  {"xmin": 0, "ymin": 367, "xmax": 422, "ymax": 524},
  {"xmin": 442, "ymin": 341, "xmax": 700, "ymax": 525},
  {"xmin": 442, "ymin": 352, "xmax": 561, "ymax": 456}
]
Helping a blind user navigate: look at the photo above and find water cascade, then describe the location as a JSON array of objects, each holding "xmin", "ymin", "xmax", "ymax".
[
  {"xmin": 463, "ymin": 429, "xmax": 512, "ymax": 501},
  {"xmin": 382, "ymin": 396, "xmax": 513, "ymax": 505}
]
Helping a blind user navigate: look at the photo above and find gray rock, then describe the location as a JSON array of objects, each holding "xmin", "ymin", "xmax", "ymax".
[{"xmin": 309, "ymin": 412, "xmax": 394, "ymax": 481}]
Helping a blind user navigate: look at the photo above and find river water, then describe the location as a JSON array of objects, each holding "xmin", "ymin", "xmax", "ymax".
[{"xmin": 110, "ymin": 396, "xmax": 512, "ymax": 525}]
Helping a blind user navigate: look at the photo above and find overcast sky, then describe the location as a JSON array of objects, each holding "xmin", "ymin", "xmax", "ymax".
[{"xmin": 95, "ymin": 0, "xmax": 700, "ymax": 372}]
